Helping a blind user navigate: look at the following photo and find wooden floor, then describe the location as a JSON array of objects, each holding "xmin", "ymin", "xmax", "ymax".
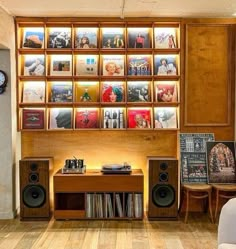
[{"xmin": 0, "ymin": 214, "xmax": 218, "ymax": 249}]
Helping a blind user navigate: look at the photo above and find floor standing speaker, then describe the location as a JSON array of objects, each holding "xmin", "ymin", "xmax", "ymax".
[
  {"xmin": 148, "ymin": 158, "xmax": 178, "ymax": 220},
  {"xmin": 20, "ymin": 158, "xmax": 52, "ymax": 220}
]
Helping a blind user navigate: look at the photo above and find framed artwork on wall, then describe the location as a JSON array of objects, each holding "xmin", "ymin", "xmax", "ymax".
[
  {"xmin": 179, "ymin": 133, "xmax": 215, "ymax": 183},
  {"xmin": 206, "ymin": 141, "xmax": 236, "ymax": 184}
]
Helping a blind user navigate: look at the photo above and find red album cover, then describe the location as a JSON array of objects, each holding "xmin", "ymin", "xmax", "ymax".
[
  {"xmin": 75, "ymin": 109, "xmax": 99, "ymax": 129},
  {"xmin": 128, "ymin": 109, "xmax": 151, "ymax": 129},
  {"xmin": 156, "ymin": 83, "xmax": 177, "ymax": 102},
  {"xmin": 22, "ymin": 109, "xmax": 44, "ymax": 129}
]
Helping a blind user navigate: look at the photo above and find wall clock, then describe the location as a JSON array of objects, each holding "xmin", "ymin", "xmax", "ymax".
[{"xmin": 0, "ymin": 70, "xmax": 7, "ymax": 94}]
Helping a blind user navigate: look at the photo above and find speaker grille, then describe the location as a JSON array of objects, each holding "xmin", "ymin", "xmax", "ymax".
[
  {"xmin": 29, "ymin": 173, "xmax": 39, "ymax": 183},
  {"xmin": 23, "ymin": 185, "xmax": 46, "ymax": 208},
  {"xmin": 159, "ymin": 172, "xmax": 168, "ymax": 182},
  {"xmin": 152, "ymin": 184, "xmax": 175, "ymax": 207},
  {"xmin": 30, "ymin": 163, "xmax": 38, "ymax": 171},
  {"xmin": 160, "ymin": 162, "xmax": 168, "ymax": 171}
]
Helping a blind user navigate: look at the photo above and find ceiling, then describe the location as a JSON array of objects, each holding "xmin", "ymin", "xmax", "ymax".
[{"xmin": 0, "ymin": 0, "xmax": 236, "ymax": 18}]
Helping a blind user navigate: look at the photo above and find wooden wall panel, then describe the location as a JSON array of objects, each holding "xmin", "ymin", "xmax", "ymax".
[
  {"xmin": 184, "ymin": 24, "xmax": 233, "ymax": 126},
  {"xmin": 21, "ymin": 130, "xmax": 177, "ymax": 210},
  {"xmin": 19, "ymin": 18, "xmax": 236, "ymax": 214}
]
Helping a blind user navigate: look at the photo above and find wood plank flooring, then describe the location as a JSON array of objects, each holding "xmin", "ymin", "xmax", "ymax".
[{"xmin": 0, "ymin": 214, "xmax": 218, "ymax": 249}]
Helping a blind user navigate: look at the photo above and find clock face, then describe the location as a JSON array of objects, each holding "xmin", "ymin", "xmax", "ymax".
[{"xmin": 0, "ymin": 70, "xmax": 7, "ymax": 87}]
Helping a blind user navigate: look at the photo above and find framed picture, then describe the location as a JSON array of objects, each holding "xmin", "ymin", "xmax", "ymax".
[
  {"xmin": 127, "ymin": 28, "xmax": 151, "ymax": 48},
  {"xmin": 206, "ymin": 141, "xmax": 236, "ymax": 184},
  {"xmin": 50, "ymin": 55, "xmax": 72, "ymax": 76},
  {"xmin": 154, "ymin": 27, "xmax": 177, "ymax": 49},
  {"xmin": 103, "ymin": 108, "xmax": 125, "ymax": 129},
  {"xmin": 101, "ymin": 28, "xmax": 125, "ymax": 48},
  {"xmin": 154, "ymin": 107, "xmax": 177, "ymax": 129},
  {"xmin": 22, "ymin": 81, "xmax": 45, "ymax": 103},
  {"xmin": 22, "ymin": 108, "xmax": 45, "ymax": 129},
  {"xmin": 127, "ymin": 108, "xmax": 151, "ymax": 129},
  {"xmin": 23, "ymin": 54, "xmax": 45, "ymax": 76},
  {"xmin": 155, "ymin": 81, "xmax": 178, "ymax": 102},
  {"xmin": 75, "ymin": 55, "xmax": 98, "ymax": 76},
  {"xmin": 127, "ymin": 81, "xmax": 151, "ymax": 102},
  {"xmin": 179, "ymin": 133, "xmax": 215, "ymax": 183},
  {"xmin": 48, "ymin": 27, "xmax": 71, "ymax": 48},
  {"xmin": 154, "ymin": 55, "xmax": 178, "ymax": 76},
  {"xmin": 102, "ymin": 55, "xmax": 124, "ymax": 76},
  {"xmin": 49, "ymin": 108, "xmax": 72, "ymax": 129},
  {"xmin": 101, "ymin": 82, "xmax": 124, "ymax": 103},
  {"xmin": 75, "ymin": 108, "xmax": 99, "ymax": 129},
  {"xmin": 127, "ymin": 55, "xmax": 152, "ymax": 76},
  {"xmin": 22, "ymin": 27, "xmax": 44, "ymax": 49},
  {"xmin": 49, "ymin": 82, "xmax": 73, "ymax": 102},
  {"xmin": 75, "ymin": 27, "xmax": 98, "ymax": 49},
  {"xmin": 75, "ymin": 82, "xmax": 99, "ymax": 102}
]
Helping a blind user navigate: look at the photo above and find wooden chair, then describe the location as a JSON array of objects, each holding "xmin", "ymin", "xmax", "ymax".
[
  {"xmin": 181, "ymin": 184, "xmax": 214, "ymax": 223},
  {"xmin": 212, "ymin": 184, "xmax": 236, "ymax": 222}
]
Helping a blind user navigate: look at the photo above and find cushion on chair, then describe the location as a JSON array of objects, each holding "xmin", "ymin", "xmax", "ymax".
[
  {"xmin": 218, "ymin": 198, "xmax": 236, "ymax": 246},
  {"xmin": 218, "ymin": 243, "xmax": 236, "ymax": 249}
]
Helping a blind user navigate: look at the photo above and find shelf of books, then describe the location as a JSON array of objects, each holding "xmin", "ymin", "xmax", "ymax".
[{"xmin": 16, "ymin": 20, "xmax": 181, "ymax": 131}]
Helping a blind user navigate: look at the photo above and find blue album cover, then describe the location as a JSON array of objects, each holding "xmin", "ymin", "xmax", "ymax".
[
  {"xmin": 50, "ymin": 83, "xmax": 73, "ymax": 102},
  {"xmin": 127, "ymin": 55, "xmax": 151, "ymax": 76},
  {"xmin": 23, "ymin": 28, "xmax": 44, "ymax": 48}
]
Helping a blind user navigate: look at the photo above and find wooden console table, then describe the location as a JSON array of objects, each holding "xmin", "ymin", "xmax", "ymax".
[{"xmin": 53, "ymin": 169, "xmax": 144, "ymax": 220}]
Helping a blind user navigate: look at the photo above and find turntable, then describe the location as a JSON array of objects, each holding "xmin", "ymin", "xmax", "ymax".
[{"xmin": 101, "ymin": 163, "xmax": 132, "ymax": 174}]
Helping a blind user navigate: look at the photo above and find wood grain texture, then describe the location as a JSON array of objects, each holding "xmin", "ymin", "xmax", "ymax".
[
  {"xmin": 54, "ymin": 169, "xmax": 143, "ymax": 192},
  {"xmin": 0, "ymin": 215, "xmax": 217, "ymax": 249},
  {"xmin": 148, "ymin": 160, "xmax": 178, "ymax": 219},
  {"xmin": 21, "ymin": 130, "xmax": 177, "ymax": 209},
  {"xmin": 179, "ymin": 21, "xmax": 235, "ymax": 141},
  {"xmin": 19, "ymin": 159, "xmax": 51, "ymax": 220},
  {"xmin": 184, "ymin": 24, "xmax": 232, "ymax": 126},
  {"xmin": 53, "ymin": 169, "xmax": 143, "ymax": 220}
]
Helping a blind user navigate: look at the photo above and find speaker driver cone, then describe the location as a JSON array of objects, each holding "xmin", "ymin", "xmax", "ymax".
[
  {"xmin": 23, "ymin": 185, "xmax": 46, "ymax": 208},
  {"xmin": 152, "ymin": 184, "xmax": 175, "ymax": 207}
]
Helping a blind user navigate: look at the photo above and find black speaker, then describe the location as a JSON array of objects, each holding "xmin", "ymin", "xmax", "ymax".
[
  {"xmin": 148, "ymin": 159, "xmax": 178, "ymax": 220},
  {"xmin": 20, "ymin": 158, "xmax": 52, "ymax": 220}
]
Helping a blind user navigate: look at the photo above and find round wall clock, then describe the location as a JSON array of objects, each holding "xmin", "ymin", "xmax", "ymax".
[{"xmin": 0, "ymin": 70, "xmax": 7, "ymax": 94}]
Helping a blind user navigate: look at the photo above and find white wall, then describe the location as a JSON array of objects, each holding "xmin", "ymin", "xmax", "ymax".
[{"xmin": 0, "ymin": 7, "xmax": 20, "ymax": 218}]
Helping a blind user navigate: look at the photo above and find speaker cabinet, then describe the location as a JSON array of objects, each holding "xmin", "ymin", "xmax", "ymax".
[
  {"xmin": 20, "ymin": 158, "xmax": 52, "ymax": 220},
  {"xmin": 148, "ymin": 159, "xmax": 178, "ymax": 220}
]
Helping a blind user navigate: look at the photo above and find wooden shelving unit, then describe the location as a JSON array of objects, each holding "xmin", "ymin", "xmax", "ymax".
[
  {"xmin": 15, "ymin": 18, "xmax": 181, "ymax": 131},
  {"xmin": 53, "ymin": 169, "xmax": 144, "ymax": 220}
]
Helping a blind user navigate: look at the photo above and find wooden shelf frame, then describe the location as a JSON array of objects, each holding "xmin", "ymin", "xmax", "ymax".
[
  {"xmin": 16, "ymin": 17, "xmax": 181, "ymax": 131},
  {"xmin": 53, "ymin": 169, "xmax": 144, "ymax": 220}
]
